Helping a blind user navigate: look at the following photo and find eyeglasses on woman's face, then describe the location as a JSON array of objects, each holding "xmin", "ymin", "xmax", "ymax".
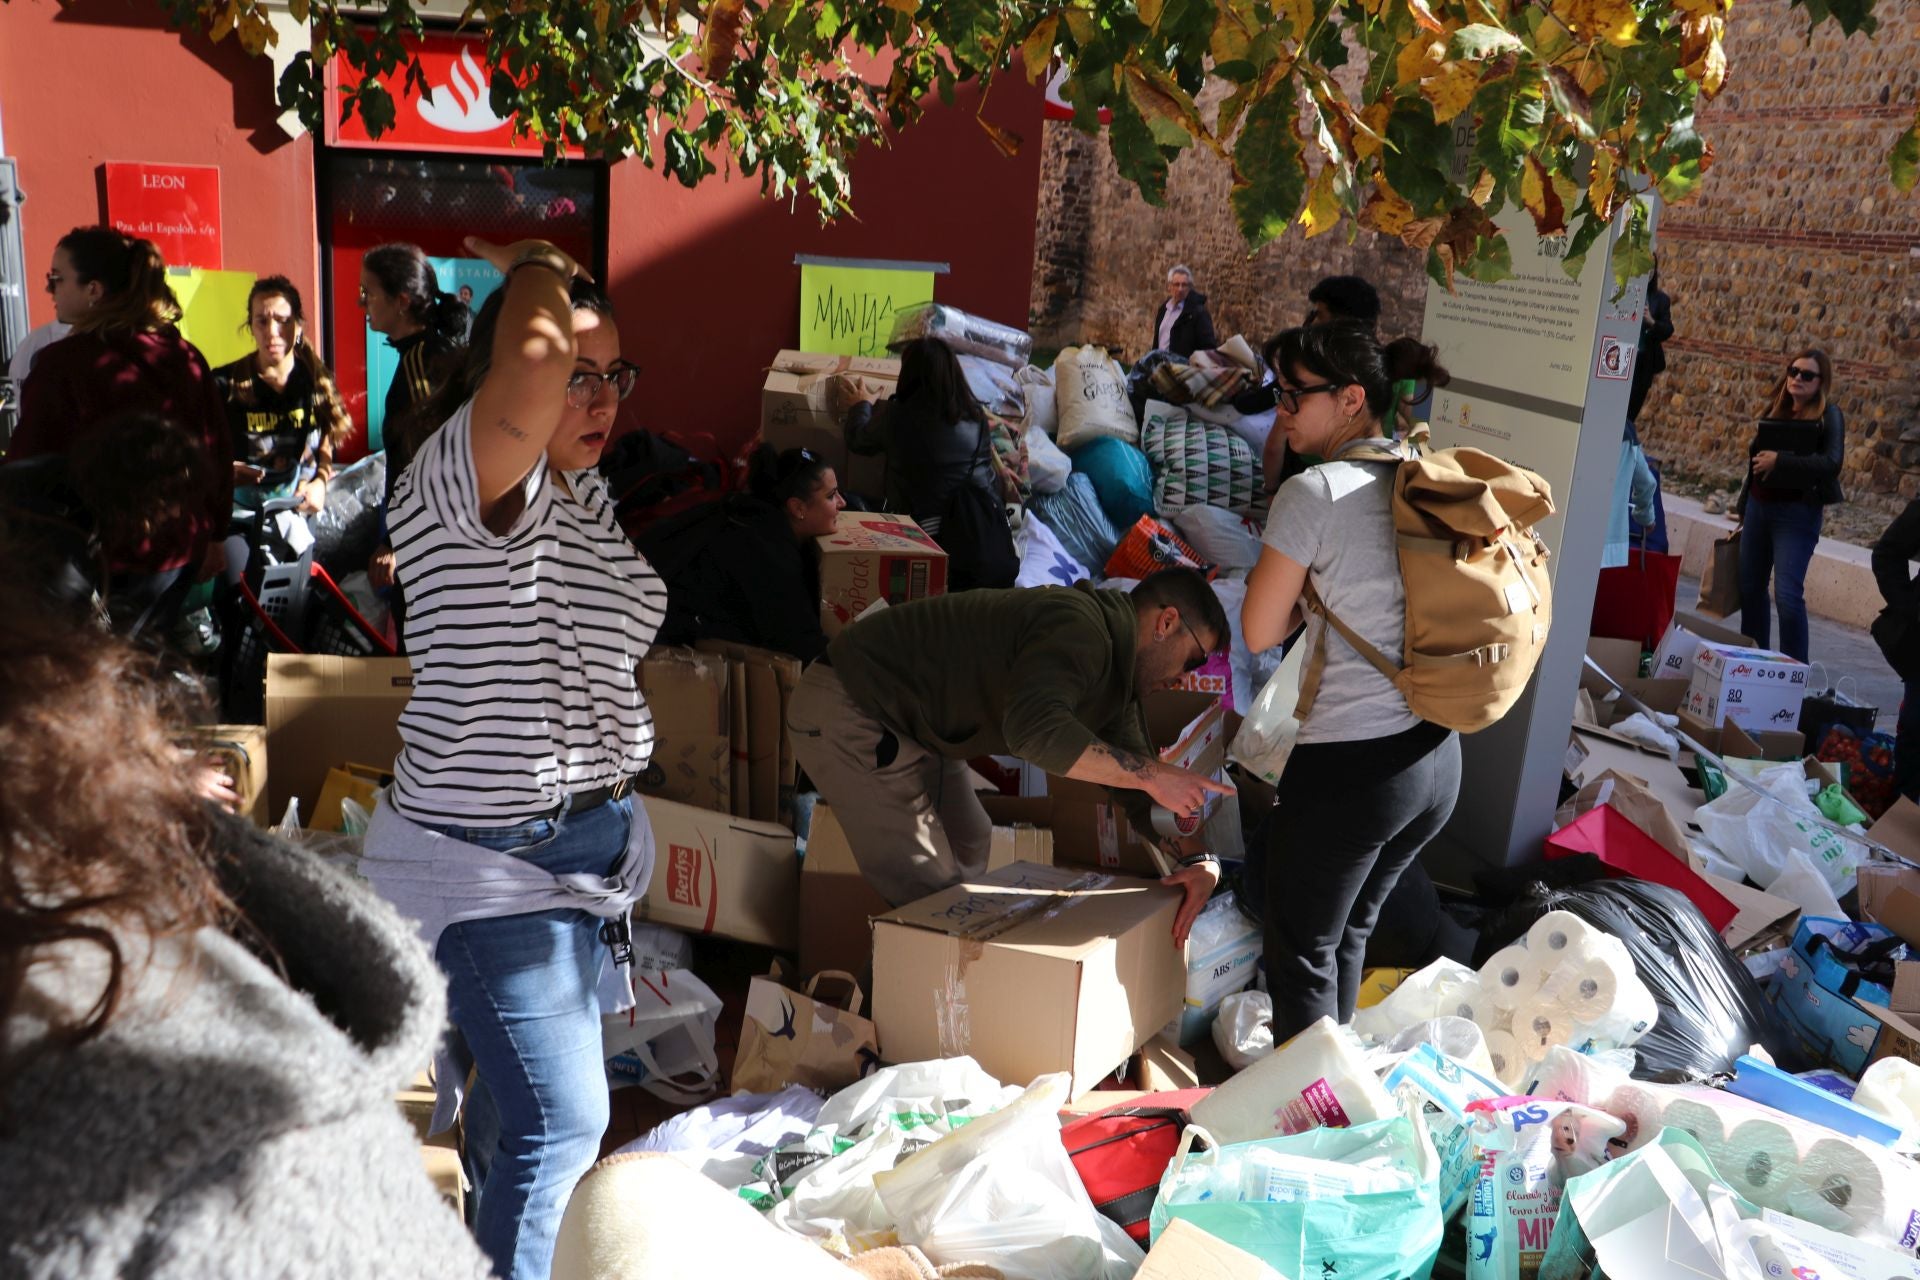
[
  {"xmin": 565, "ymin": 362, "xmax": 640, "ymax": 408},
  {"xmin": 1275, "ymin": 382, "xmax": 1344, "ymax": 415}
]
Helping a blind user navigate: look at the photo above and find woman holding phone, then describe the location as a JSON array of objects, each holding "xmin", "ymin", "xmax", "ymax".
[{"xmin": 1738, "ymin": 348, "xmax": 1844, "ymax": 662}]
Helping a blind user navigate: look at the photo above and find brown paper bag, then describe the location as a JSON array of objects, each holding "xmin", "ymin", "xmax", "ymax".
[
  {"xmin": 1697, "ymin": 530, "xmax": 1741, "ymax": 618},
  {"xmin": 731, "ymin": 962, "xmax": 879, "ymax": 1096}
]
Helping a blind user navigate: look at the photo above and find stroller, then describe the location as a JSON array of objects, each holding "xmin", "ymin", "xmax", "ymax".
[{"xmin": 218, "ymin": 492, "xmax": 396, "ymax": 722}]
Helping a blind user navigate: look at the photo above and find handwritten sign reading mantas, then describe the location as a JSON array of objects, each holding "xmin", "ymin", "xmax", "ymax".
[{"xmin": 798, "ymin": 259, "xmax": 938, "ymax": 358}]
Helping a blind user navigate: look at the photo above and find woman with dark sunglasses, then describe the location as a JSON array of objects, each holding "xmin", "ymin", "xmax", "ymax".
[
  {"xmin": 356, "ymin": 236, "xmax": 664, "ymax": 1280},
  {"xmin": 1737, "ymin": 348, "xmax": 1844, "ymax": 662},
  {"xmin": 1239, "ymin": 322, "xmax": 1459, "ymax": 1047}
]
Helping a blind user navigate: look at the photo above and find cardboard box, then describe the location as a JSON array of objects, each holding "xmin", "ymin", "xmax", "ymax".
[
  {"xmin": 1649, "ymin": 611, "xmax": 1754, "ymax": 681},
  {"xmin": 1138, "ymin": 1032, "xmax": 1202, "ymax": 1092},
  {"xmin": 187, "ymin": 724, "xmax": 269, "ymax": 826},
  {"xmin": 636, "ymin": 647, "xmax": 732, "ymax": 815},
  {"xmin": 695, "ymin": 639, "xmax": 801, "ymax": 826},
  {"xmin": 1676, "ymin": 710, "xmax": 1805, "ymax": 765},
  {"xmin": 1858, "ymin": 801, "xmax": 1920, "ymax": 948},
  {"xmin": 871, "ymin": 861, "xmax": 1185, "ymax": 1097},
  {"xmin": 816, "ymin": 511, "xmax": 949, "ymax": 637},
  {"xmin": 761, "ymin": 350, "xmax": 896, "ymax": 500},
  {"xmin": 799, "ymin": 800, "xmax": 1054, "ymax": 981},
  {"xmin": 1137, "ymin": 1218, "xmax": 1284, "ymax": 1280},
  {"xmin": 312, "ymin": 762, "xmax": 390, "ymax": 832},
  {"xmin": 264, "ymin": 655, "xmax": 413, "ymax": 823},
  {"xmin": 1685, "ymin": 642, "xmax": 1808, "ymax": 732},
  {"xmin": 637, "ymin": 797, "xmax": 800, "ymax": 950},
  {"xmin": 1049, "ymin": 690, "xmax": 1228, "ymax": 876}
]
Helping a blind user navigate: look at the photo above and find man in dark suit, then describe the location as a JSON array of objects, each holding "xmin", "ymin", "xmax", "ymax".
[
  {"xmin": 1628, "ymin": 265, "xmax": 1673, "ymax": 423},
  {"xmin": 1149, "ymin": 264, "xmax": 1217, "ymax": 358}
]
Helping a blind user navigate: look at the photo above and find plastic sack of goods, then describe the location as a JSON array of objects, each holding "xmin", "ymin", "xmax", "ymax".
[
  {"xmin": 887, "ymin": 303, "xmax": 1033, "ymax": 368},
  {"xmin": 1474, "ymin": 879, "xmax": 1801, "ymax": 1080}
]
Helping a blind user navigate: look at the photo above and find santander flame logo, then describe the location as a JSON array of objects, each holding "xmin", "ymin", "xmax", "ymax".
[{"xmin": 417, "ymin": 47, "xmax": 509, "ymax": 134}]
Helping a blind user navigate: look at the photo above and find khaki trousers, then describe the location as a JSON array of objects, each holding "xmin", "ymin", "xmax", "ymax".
[{"xmin": 788, "ymin": 663, "xmax": 991, "ymax": 907}]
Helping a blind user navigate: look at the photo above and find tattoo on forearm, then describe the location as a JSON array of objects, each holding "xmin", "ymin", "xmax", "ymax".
[
  {"xmin": 495, "ymin": 416, "xmax": 528, "ymax": 441},
  {"xmin": 1097, "ymin": 743, "xmax": 1158, "ymax": 781}
]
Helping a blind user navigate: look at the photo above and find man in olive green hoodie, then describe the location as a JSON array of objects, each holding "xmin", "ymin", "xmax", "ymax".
[{"xmin": 788, "ymin": 567, "xmax": 1232, "ymax": 943}]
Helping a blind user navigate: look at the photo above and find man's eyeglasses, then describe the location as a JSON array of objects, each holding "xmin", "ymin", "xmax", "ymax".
[
  {"xmin": 566, "ymin": 362, "xmax": 641, "ymax": 408},
  {"xmin": 1787, "ymin": 367, "xmax": 1821, "ymax": 383},
  {"xmin": 1177, "ymin": 614, "xmax": 1213, "ymax": 673},
  {"xmin": 1275, "ymin": 382, "xmax": 1344, "ymax": 414}
]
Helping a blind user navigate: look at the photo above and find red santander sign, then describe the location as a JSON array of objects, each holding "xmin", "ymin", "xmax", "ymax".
[
  {"xmin": 103, "ymin": 163, "xmax": 222, "ymax": 270},
  {"xmin": 325, "ymin": 32, "xmax": 584, "ymax": 158}
]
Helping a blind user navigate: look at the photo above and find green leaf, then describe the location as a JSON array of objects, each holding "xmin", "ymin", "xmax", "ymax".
[
  {"xmin": 1229, "ymin": 88, "xmax": 1305, "ymax": 245},
  {"xmin": 1472, "ymin": 82, "xmax": 1540, "ymax": 189},
  {"xmin": 1801, "ymin": 0, "xmax": 1878, "ymax": 35},
  {"xmin": 1890, "ymin": 109, "xmax": 1920, "ymax": 194},
  {"xmin": 1108, "ymin": 98, "xmax": 1171, "ymax": 205},
  {"xmin": 1650, "ymin": 118, "xmax": 1709, "ymax": 203},
  {"xmin": 356, "ymin": 82, "xmax": 397, "ymax": 136},
  {"xmin": 1611, "ymin": 200, "xmax": 1656, "ymax": 293},
  {"xmin": 1462, "ymin": 232, "xmax": 1515, "ymax": 284},
  {"xmin": 1450, "ymin": 23, "xmax": 1524, "ymax": 61},
  {"xmin": 1383, "ymin": 103, "xmax": 1454, "ymax": 217},
  {"xmin": 1559, "ymin": 203, "xmax": 1610, "ymax": 281}
]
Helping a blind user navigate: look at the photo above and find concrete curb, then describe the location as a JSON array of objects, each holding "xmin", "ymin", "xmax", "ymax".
[{"xmin": 1662, "ymin": 494, "xmax": 1898, "ymax": 631}]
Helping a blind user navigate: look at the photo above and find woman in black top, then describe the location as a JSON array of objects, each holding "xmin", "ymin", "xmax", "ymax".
[
  {"xmin": 360, "ymin": 243, "xmax": 467, "ymax": 594},
  {"xmin": 1737, "ymin": 347, "xmax": 1845, "ymax": 663},
  {"xmin": 649, "ymin": 446, "xmax": 845, "ymax": 662},
  {"xmin": 841, "ymin": 336, "xmax": 1014, "ymax": 590},
  {"xmin": 214, "ymin": 277, "xmax": 352, "ymax": 530}
]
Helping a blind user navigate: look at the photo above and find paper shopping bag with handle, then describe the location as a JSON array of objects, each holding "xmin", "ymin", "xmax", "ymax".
[
  {"xmin": 732, "ymin": 961, "xmax": 880, "ymax": 1096},
  {"xmin": 1697, "ymin": 529, "xmax": 1741, "ymax": 618}
]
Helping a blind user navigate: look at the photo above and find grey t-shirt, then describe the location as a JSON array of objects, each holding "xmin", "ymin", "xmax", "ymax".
[{"xmin": 1262, "ymin": 449, "xmax": 1419, "ymax": 744}]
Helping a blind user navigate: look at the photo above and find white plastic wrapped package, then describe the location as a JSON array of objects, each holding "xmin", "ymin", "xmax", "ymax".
[
  {"xmin": 1381, "ymin": 1017, "xmax": 1498, "ymax": 1083},
  {"xmin": 889, "ymin": 303, "xmax": 1034, "ymax": 368},
  {"xmin": 1518, "ymin": 1045, "xmax": 1634, "ymax": 1113},
  {"xmin": 1351, "ymin": 958, "xmax": 1480, "ymax": 1042},
  {"xmin": 1017, "ymin": 364, "xmax": 1058, "ymax": 436},
  {"xmin": 757, "ymin": 1057, "xmax": 1023, "ymax": 1249},
  {"xmin": 1014, "ymin": 511, "xmax": 1091, "ymax": 590},
  {"xmin": 956, "ymin": 352, "xmax": 1026, "ymax": 417},
  {"xmin": 1024, "ymin": 422, "xmax": 1071, "ymax": 493},
  {"xmin": 620, "ymin": 1085, "xmax": 826, "ymax": 1189},
  {"xmin": 1164, "ymin": 892, "xmax": 1261, "ymax": 1045},
  {"xmin": 1192, "ymin": 1016, "xmax": 1396, "ymax": 1144},
  {"xmin": 1855, "ymin": 1056, "xmax": 1920, "ymax": 1147},
  {"xmin": 1188, "ymin": 399, "xmax": 1278, "ymax": 454},
  {"xmin": 1053, "ymin": 345, "xmax": 1136, "ymax": 449},
  {"xmin": 1695, "ymin": 760, "xmax": 1869, "ymax": 898},
  {"xmin": 875, "ymin": 1073, "xmax": 1143, "ymax": 1280},
  {"xmin": 1465, "ymin": 1099, "xmax": 1624, "ymax": 1280},
  {"xmin": 1212, "ymin": 989, "xmax": 1274, "ymax": 1071},
  {"xmin": 1383, "ymin": 1042, "xmax": 1506, "ymax": 1219},
  {"xmin": 1172, "ymin": 504, "xmax": 1263, "ymax": 573}
]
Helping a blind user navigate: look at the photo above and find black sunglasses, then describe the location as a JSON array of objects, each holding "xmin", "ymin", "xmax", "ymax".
[
  {"xmin": 1177, "ymin": 614, "xmax": 1214, "ymax": 673},
  {"xmin": 1787, "ymin": 367, "xmax": 1821, "ymax": 383},
  {"xmin": 1276, "ymin": 382, "xmax": 1344, "ymax": 414}
]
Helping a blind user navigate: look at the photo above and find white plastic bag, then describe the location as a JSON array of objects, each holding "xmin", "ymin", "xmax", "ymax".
[
  {"xmin": 1212, "ymin": 989, "xmax": 1274, "ymax": 1070},
  {"xmin": 1054, "ymin": 345, "xmax": 1136, "ymax": 449},
  {"xmin": 1351, "ymin": 957, "xmax": 1480, "ymax": 1042},
  {"xmin": 1228, "ymin": 639, "xmax": 1306, "ymax": 785},
  {"xmin": 1024, "ymin": 422, "xmax": 1072, "ymax": 494},
  {"xmin": 1695, "ymin": 763, "xmax": 1868, "ymax": 897},
  {"xmin": 1173, "ymin": 504, "xmax": 1263, "ymax": 573},
  {"xmin": 876, "ymin": 1073, "xmax": 1143, "ymax": 1280},
  {"xmin": 602, "ymin": 969, "xmax": 723, "ymax": 1104},
  {"xmin": 1017, "ymin": 364, "xmax": 1058, "ymax": 436},
  {"xmin": 621, "ymin": 1085, "xmax": 827, "ymax": 1188},
  {"xmin": 957, "ymin": 352, "xmax": 1026, "ymax": 418},
  {"xmin": 1014, "ymin": 511, "xmax": 1090, "ymax": 589}
]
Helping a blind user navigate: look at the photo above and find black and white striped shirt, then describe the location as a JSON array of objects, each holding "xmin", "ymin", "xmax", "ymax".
[{"xmin": 387, "ymin": 400, "xmax": 666, "ymax": 826}]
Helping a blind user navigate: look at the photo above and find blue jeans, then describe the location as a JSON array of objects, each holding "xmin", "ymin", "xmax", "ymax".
[
  {"xmin": 1739, "ymin": 496, "xmax": 1823, "ymax": 663},
  {"xmin": 429, "ymin": 797, "xmax": 630, "ymax": 1280}
]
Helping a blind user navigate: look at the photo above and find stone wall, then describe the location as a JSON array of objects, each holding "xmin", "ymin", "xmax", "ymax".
[{"xmin": 1029, "ymin": 1, "xmax": 1920, "ymax": 535}]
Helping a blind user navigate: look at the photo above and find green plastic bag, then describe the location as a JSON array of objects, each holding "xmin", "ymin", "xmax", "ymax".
[
  {"xmin": 1814, "ymin": 783, "xmax": 1868, "ymax": 827},
  {"xmin": 1149, "ymin": 1115, "xmax": 1443, "ymax": 1280}
]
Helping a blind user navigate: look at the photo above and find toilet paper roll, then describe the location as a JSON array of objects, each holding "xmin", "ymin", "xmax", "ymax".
[
  {"xmin": 1796, "ymin": 1138, "xmax": 1901, "ymax": 1242},
  {"xmin": 1481, "ymin": 945, "xmax": 1545, "ymax": 1011},
  {"xmin": 1720, "ymin": 1119, "xmax": 1805, "ymax": 1211},
  {"xmin": 1434, "ymin": 977, "xmax": 1491, "ymax": 1027},
  {"xmin": 1515, "ymin": 1000, "xmax": 1576, "ymax": 1062},
  {"xmin": 1527, "ymin": 910, "xmax": 1597, "ymax": 960},
  {"xmin": 1484, "ymin": 1029, "xmax": 1526, "ymax": 1089},
  {"xmin": 1603, "ymin": 1084, "xmax": 1668, "ymax": 1154}
]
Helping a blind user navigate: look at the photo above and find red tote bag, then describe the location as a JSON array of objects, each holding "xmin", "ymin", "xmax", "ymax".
[{"xmin": 1591, "ymin": 549, "xmax": 1682, "ymax": 649}]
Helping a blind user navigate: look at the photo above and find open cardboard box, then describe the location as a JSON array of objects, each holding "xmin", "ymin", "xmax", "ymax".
[
  {"xmin": 637, "ymin": 797, "xmax": 800, "ymax": 950},
  {"xmin": 760, "ymin": 350, "xmax": 896, "ymax": 499},
  {"xmin": 1857, "ymin": 799, "xmax": 1920, "ymax": 950}
]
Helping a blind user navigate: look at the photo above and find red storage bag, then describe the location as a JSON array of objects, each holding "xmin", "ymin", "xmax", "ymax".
[
  {"xmin": 1060, "ymin": 1088, "xmax": 1210, "ymax": 1244},
  {"xmin": 1591, "ymin": 549, "xmax": 1681, "ymax": 649}
]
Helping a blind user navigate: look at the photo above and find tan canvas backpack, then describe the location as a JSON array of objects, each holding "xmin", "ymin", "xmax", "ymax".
[{"xmin": 1295, "ymin": 428, "xmax": 1555, "ymax": 733}]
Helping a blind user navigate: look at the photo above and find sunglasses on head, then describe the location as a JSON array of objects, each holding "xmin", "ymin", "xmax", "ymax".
[{"xmin": 1787, "ymin": 367, "xmax": 1821, "ymax": 383}]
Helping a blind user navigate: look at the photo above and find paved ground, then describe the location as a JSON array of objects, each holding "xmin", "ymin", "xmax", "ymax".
[{"xmin": 1675, "ymin": 574, "xmax": 1902, "ymax": 731}]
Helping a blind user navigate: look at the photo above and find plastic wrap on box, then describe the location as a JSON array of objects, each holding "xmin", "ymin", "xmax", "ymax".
[{"xmin": 888, "ymin": 304, "xmax": 1033, "ymax": 368}]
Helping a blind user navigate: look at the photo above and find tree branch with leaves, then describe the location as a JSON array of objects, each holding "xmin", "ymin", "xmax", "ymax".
[{"xmin": 96, "ymin": 0, "xmax": 1916, "ymax": 286}]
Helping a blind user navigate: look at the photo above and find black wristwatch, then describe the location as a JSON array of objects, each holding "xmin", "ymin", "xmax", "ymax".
[{"xmin": 1175, "ymin": 851, "xmax": 1220, "ymax": 870}]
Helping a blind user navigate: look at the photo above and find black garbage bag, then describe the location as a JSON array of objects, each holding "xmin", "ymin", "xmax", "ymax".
[
  {"xmin": 310, "ymin": 452, "xmax": 386, "ymax": 577},
  {"xmin": 1477, "ymin": 878, "xmax": 1809, "ymax": 1081}
]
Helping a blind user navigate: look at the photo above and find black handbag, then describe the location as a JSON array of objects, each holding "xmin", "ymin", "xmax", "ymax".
[
  {"xmin": 937, "ymin": 419, "xmax": 1019, "ymax": 591},
  {"xmin": 1873, "ymin": 604, "xmax": 1920, "ymax": 683}
]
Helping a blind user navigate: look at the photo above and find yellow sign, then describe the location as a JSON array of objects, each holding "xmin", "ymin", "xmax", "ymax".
[
  {"xmin": 170, "ymin": 267, "xmax": 257, "ymax": 368},
  {"xmin": 799, "ymin": 262, "xmax": 935, "ymax": 359}
]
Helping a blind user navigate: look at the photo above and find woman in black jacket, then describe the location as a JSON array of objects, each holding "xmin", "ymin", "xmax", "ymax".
[
  {"xmin": 1873, "ymin": 501, "xmax": 1920, "ymax": 798},
  {"xmin": 841, "ymin": 336, "xmax": 1015, "ymax": 590},
  {"xmin": 1737, "ymin": 347, "xmax": 1844, "ymax": 662},
  {"xmin": 651, "ymin": 446, "xmax": 844, "ymax": 662}
]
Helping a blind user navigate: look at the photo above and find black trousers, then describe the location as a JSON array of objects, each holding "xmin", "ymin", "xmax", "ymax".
[{"xmin": 1263, "ymin": 719, "xmax": 1461, "ymax": 1043}]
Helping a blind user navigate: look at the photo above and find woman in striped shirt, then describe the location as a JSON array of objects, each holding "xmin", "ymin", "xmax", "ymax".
[{"xmin": 362, "ymin": 235, "xmax": 661, "ymax": 1280}]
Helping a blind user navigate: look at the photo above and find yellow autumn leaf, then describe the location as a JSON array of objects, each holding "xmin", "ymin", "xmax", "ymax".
[
  {"xmin": 1300, "ymin": 164, "xmax": 1342, "ymax": 237},
  {"xmin": 1588, "ymin": 147, "xmax": 1618, "ymax": 216},
  {"xmin": 1574, "ymin": 0, "xmax": 1638, "ymax": 47},
  {"xmin": 1286, "ymin": 0, "xmax": 1318, "ymax": 42},
  {"xmin": 1139, "ymin": 0, "xmax": 1164, "ymax": 31},
  {"xmin": 1682, "ymin": 15, "xmax": 1728, "ymax": 97},
  {"xmin": 1400, "ymin": 215, "xmax": 1447, "ymax": 252},
  {"xmin": 1396, "ymin": 35, "xmax": 1446, "ymax": 87},
  {"xmin": 1360, "ymin": 179, "xmax": 1417, "ymax": 235},
  {"xmin": 1021, "ymin": 14, "xmax": 1059, "ymax": 83},
  {"xmin": 1062, "ymin": 9, "xmax": 1096, "ymax": 45},
  {"xmin": 1671, "ymin": 0, "xmax": 1730, "ymax": 13},
  {"xmin": 1420, "ymin": 60, "xmax": 1479, "ymax": 123},
  {"xmin": 1354, "ymin": 100, "xmax": 1391, "ymax": 162},
  {"xmin": 1520, "ymin": 154, "xmax": 1570, "ymax": 234}
]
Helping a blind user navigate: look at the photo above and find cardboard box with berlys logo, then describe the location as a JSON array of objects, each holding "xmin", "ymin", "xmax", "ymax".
[{"xmin": 638, "ymin": 797, "xmax": 799, "ymax": 951}]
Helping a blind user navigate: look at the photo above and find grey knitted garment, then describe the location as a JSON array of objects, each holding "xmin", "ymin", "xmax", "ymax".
[{"xmin": 1, "ymin": 816, "xmax": 497, "ymax": 1280}]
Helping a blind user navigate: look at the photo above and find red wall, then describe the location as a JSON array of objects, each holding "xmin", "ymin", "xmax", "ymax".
[
  {"xmin": 0, "ymin": 0, "xmax": 321, "ymax": 328},
  {"xmin": 1, "ymin": 0, "xmax": 1046, "ymax": 464}
]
